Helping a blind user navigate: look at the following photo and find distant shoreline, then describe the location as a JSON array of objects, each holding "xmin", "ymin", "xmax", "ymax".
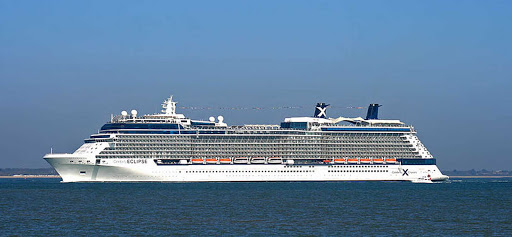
[{"xmin": 0, "ymin": 175, "xmax": 61, "ymax": 178}]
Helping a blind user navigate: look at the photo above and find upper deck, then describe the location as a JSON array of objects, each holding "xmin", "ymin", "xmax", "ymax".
[{"xmin": 99, "ymin": 95, "xmax": 414, "ymax": 135}]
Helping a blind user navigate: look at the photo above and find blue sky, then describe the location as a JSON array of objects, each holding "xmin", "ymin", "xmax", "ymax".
[{"xmin": 1, "ymin": 0, "xmax": 511, "ymax": 170}]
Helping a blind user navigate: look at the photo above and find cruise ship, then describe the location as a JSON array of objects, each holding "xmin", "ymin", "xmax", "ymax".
[{"xmin": 44, "ymin": 95, "xmax": 448, "ymax": 183}]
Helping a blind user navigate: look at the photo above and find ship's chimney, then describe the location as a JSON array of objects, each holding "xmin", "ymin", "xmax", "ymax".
[
  {"xmin": 366, "ymin": 104, "xmax": 381, "ymax": 120},
  {"xmin": 314, "ymin": 103, "xmax": 330, "ymax": 118}
]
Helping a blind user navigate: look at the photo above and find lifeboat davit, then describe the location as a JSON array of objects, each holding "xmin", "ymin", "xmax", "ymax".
[
  {"xmin": 267, "ymin": 157, "xmax": 283, "ymax": 164},
  {"xmin": 373, "ymin": 158, "xmax": 384, "ymax": 163},
  {"xmin": 192, "ymin": 158, "xmax": 204, "ymax": 164},
  {"xmin": 219, "ymin": 158, "xmax": 231, "ymax": 164},
  {"xmin": 347, "ymin": 158, "xmax": 358, "ymax": 164},
  {"xmin": 334, "ymin": 158, "xmax": 346, "ymax": 163},
  {"xmin": 385, "ymin": 158, "xmax": 397, "ymax": 164}
]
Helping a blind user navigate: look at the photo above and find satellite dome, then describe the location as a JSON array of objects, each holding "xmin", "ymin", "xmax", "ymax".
[
  {"xmin": 121, "ymin": 111, "xmax": 128, "ymax": 116},
  {"xmin": 131, "ymin": 110, "xmax": 138, "ymax": 116},
  {"xmin": 209, "ymin": 116, "xmax": 215, "ymax": 122},
  {"xmin": 217, "ymin": 116, "xmax": 224, "ymax": 122}
]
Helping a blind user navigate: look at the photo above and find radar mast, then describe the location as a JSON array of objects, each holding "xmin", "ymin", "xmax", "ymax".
[{"xmin": 162, "ymin": 95, "xmax": 177, "ymax": 115}]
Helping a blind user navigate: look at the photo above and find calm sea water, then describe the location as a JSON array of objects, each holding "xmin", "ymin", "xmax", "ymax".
[{"xmin": 1, "ymin": 178, "xmax": 511, "ymax": 236}]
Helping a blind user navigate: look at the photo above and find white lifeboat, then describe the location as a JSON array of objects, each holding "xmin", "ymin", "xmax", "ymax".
[
  {"xmin": 234, "ymin": 157, "xmax": 249, "ymax": 164},
  {"xmin": 267, "ymin": 157, "xmax": 283, "ymax": 164},
  {"xmin": 251, "ymin": 157, "xmax": 266, "ymax": 164}
]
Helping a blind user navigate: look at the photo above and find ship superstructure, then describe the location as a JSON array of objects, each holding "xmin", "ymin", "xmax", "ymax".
[{"xmin": 44, "ymin": 96, "xmax": 448, "ymax": 183}]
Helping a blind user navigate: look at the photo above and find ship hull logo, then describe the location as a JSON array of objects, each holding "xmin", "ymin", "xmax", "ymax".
[{"xmin": 402, "ymin": 169, "xmax": 409, "ymax": 176}]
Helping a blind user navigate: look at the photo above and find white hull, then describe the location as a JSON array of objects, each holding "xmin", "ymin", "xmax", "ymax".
[{"xmin": 45, "ymin": 155, "xmax": 448, "ymax": 183}]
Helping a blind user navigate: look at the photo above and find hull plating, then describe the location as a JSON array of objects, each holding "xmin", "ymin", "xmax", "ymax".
[{"xmin": 45, "ymin": 157, "xmax": 447, "ymax": 183}]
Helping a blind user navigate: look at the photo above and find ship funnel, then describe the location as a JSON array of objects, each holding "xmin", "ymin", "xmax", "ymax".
[
  {"xmin": 314, "ymin": 103, "xmax": 330, "ymax": 118},
  {"xmin": 366, "ymin": 104, "xmax": 381, "ymax": 120}
]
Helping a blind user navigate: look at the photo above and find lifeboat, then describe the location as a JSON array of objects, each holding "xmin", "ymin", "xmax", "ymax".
[
  {"xmin": 323, "ymin": 159, "xmax": 332, "ymax": 163},
  {"xmin": 373, "ymin": 158, "xmax": 384, "ymax": 163},
  {"xmin": 334, "ymin": 158, "xmax": 346, "ymax": 163},
  {"xmin": 206, "ymin": 158, "xmax": 218, "ymax": 164},
  {"xmin": 385, "ymin": 158, "xmax": 397, "ymax": 164},
  {"xmin": 347, "ymin": 158, "xmax": 358, "ymax": 164},
  {"xmin": 219, "ymin": 158, "xmax": 231, "ymax": 164},
  {"xmin": 267, "ymin": 157, "xmax": 283, "ymax": 164},
  {"xmin": 234, "ymin": 157, "xmax": 249, "ymax": 164},
  {"xmin": 192, "ymin": 158, "xmax": 204, "ymax": 164},
  {"xmin": 251, "ymin": 157, "xmax": 266, "ymax": 164},
  {"xmin": 360, "ymin": 158, "xmax": 371, "ymax": 163}
]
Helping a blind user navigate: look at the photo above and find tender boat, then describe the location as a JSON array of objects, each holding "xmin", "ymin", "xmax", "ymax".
[
  {"xmin": 234, "ymin": 157, "xmax": 249, "ymax": 164},
  {"xmin": 251, "ymin": 157, "xmax": 266, "ymax": 164},
  {"xmin": 267, "ymin": 157, "xmax": 283, "ymax": 164}
]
